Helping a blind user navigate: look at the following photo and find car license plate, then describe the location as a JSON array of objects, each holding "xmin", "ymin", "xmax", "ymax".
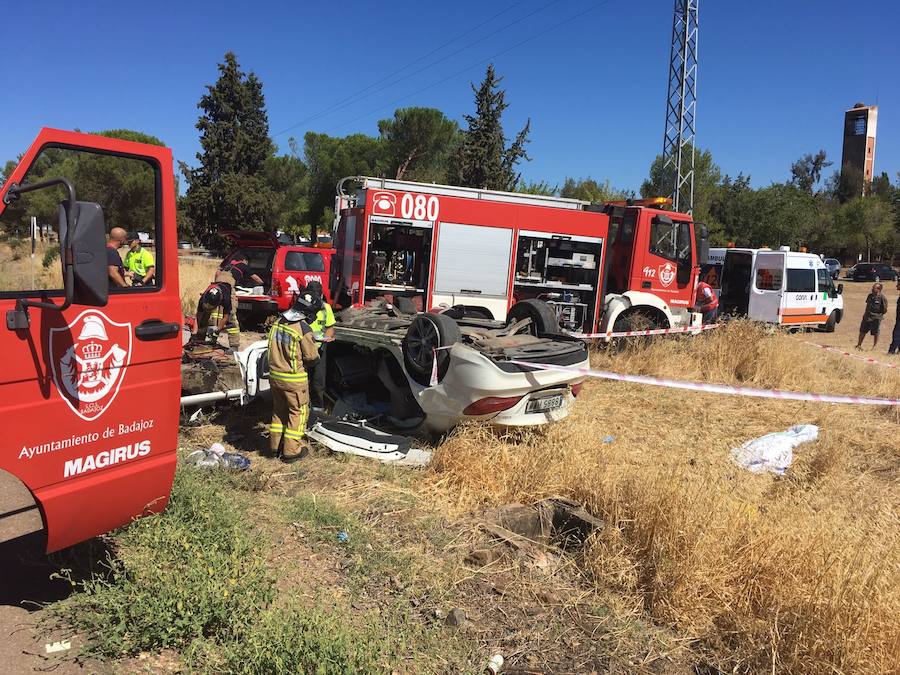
[
  {"xmin": 238, "ymin": 302, "xmax": 253, "ymax": 310},
  {"xmin": 526, "ymin": 394, "xmax": 564, "ymax": 413}
]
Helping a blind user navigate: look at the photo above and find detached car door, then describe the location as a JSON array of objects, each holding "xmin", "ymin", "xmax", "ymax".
[{"xmin": 0, "ymin": 129, "xmax": 181, "ymax": 552}]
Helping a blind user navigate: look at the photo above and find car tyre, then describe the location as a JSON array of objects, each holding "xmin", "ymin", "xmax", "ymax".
[
  {"xmin": 402, "ymin": 313, "xmax": 461, "ymax": 386},
  {"xmin": 824, "ymin": 310, "xmax": 838, "ymax": 333},
  {"xmin": 507, "ymin": 299, "xmax": 561, "ymax": 336}
]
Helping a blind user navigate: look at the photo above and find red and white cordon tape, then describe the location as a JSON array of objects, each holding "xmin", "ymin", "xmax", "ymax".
[
  {"xmin": 573, "ymin": 323, "xmax": 722, "ymax": 339},
  {"xmin": 507, "ymin": 359, "xmax": 900, "ymax": 406},
  {"xmin": 802, "ymin": 342, "xmax": 899, "ymax": 371}
]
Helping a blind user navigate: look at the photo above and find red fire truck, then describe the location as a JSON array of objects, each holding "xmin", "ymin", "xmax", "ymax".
[
  {"xmin": 1, "ymin": 129, "xmax": 181, "ymax": 552},
  {"xmin": 331, "ymin": 177, "xmax": 708, "ymax": 334}
]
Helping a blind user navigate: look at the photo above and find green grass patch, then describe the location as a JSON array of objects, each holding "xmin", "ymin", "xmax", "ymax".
[
  {"xmin": 52, "ymin": 467, "xmax": 274, "ymax": 657},
  {"xmin": 287, "ymin": 493, "xmax": 369, "ymax": 548},
  {"xmin": 200, "ymin": 606, "xmax": 387, "ymax": 674}
]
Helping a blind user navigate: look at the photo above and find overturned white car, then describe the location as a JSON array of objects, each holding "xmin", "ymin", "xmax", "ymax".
[{"xmin": 183, "ymin": 300, "xmax": 589, "ymax": 435}]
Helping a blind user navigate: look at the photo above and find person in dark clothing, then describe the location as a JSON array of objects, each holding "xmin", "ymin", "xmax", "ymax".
[
  {"xmin": 303, "ymin": 280, "xmax": 335, "ymax": 411},
  {"xmin": 106, "ymin": 227, "xmax": 128, "ymax": 288},
  {"xmin": 888, "ymin": 280, "xmax": 900, "ymax": 355},
  {"xmin": 216, "ymin": 251, "xmax": 264, "ymax": 289},
  {"xmin": 194, "ymin": 281, "xmax": 240, "ymax": 352},
  {"xmin": 856, "ymin": 283, "xmax": 888, "ymax": 350}
]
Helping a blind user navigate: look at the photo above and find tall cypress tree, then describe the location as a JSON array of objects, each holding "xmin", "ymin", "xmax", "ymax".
[
  {"xmin": 450, "ymin": 65, "xmax": 530, "ymax": 191},
  {"xmin": 183, "ymin": 52, "xmax": 276, "ymax": 247}
]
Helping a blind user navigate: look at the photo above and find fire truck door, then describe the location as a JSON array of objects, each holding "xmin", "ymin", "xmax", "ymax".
[
  {"xmin": 0, "ymin": 129, "xmax": 180, "ymax": 552},
  {"xmin": 640, "ymin": 215, "xmax": 694, "ymax": 307},
  {"xmin": 432, "ymin": 222, "xmax": 512, "ymax": 320}
]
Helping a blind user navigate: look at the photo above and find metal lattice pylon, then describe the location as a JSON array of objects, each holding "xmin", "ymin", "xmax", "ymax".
[{"xmin": 662, "ymin": 0, "xmax": 699, "ymax": 214}]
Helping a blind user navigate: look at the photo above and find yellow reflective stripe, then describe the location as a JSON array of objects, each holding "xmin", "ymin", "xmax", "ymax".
[
  {"xmin": 226, "ymin": 328, "xmax": 239, "ymax": 334},
  {"xmin": 299, "ymin": 405, "xmax": 308, "ymax": 432},
  {"xmin": 283, "ymin": 429, "xmax": 305, "ymax": 439},
  {"xmin": 269, "ymin": 423, "xmax": 284, "ymax": 431},
  {"xmin": 270, "ymin": 370, "xmax": 308, "ymax": 382},
  {"xmin": 275, "ymin": 324, "xmax": 301, "ymax": 338}
]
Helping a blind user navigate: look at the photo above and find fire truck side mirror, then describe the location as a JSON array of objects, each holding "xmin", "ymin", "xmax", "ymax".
[
  {"xmin": 58, "ymin": 201, "xmax": 109, "ymax": 308},
  {"xmin": 697, "ymin": 224, "xmax": 709, "ymax": 265}
]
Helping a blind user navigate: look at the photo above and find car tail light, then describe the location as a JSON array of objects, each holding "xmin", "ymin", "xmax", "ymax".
[
  {"xmin": 463, "ymin": 395, "xmax": 523, "ymax": 416},
  {"xmin": 271, "ymin": 279, "xmax": 281, "ymax": 297},
  {"xmin": 571, "ymin": 382, "xmax": 584, "ymax": 397}
]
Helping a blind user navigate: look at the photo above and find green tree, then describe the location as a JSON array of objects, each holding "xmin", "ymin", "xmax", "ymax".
[
  {"xmin": 641, "ymin": 147, "xmax": 722, "ymax": 232},
  {"xmin": 835, "ymin": 196, "xmax": 896, "ymax": 261},
  {"xmin": 708, "ymin": 173, "xmax": 754, "ymax": 245},
  {"xmin": 560, "ymin": 177, "xmax": 628, "ymax": 203},
  {"xmin": 450, "ymin": 64, "xmax": 530, "ymax": 191},
  {"xmin": 1, "ymin": 131, "xmax": 163, "ymax": 237},
  {"xmin": 263, "ymin": 138, "xmax": 308, "ymax": 236},
  {"xmin": 378, "ymin": 108, "xmax": 459, "ymax": 182},
  {"xmin": 831, "ymin": 163, "xmax": 865, "ymax": 203},
  {"xmin": 790, "ymin": 150, "xmax": 832, "ymax": 194},
  {"xmin": 751, "ymin": 183, "xmax": 818, "ymax": 248},
  {"xmin": 182, "ymin": 52, "xmax": 276, "ymax": 248},
  {"xmin": 515, "ymin": 180, "xmax": 557, "ymax": 195},
  {"xmin": 303, "ymin": 132, "xmax": 383, "ymax": 235}
]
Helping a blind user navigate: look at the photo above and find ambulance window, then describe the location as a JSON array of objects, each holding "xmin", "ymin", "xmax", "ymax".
[
  {"xmin": 755, "ymin": 267, "xmax": 783, "ymax": 291},
  {"xmin": 0, "ymin": 145, "xmax": 160, "ymax": 297},
  {"xmin": 285, "ymin": 251, "xmax": 325, "ymax": 272},
  {"xmin": 786, "ymin": 269, "xmax": 816, "ymax": 293},
  {"xmin": 816, "ymin": 268, "xmax": 829, "ymax": 290}
]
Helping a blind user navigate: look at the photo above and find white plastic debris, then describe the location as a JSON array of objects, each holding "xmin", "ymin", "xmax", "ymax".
[
  {"xmin": 731, "ymin": 424, "xmax": 819, "ymax": 475},
  {"xmin": 44, "ymin": 640, "xmax": 71, "ymax": 654}
]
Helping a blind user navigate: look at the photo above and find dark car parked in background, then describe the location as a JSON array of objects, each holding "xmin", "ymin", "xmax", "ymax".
[
  {"xmin": 824, "ymin": 258, "xmax": 841, "ymax": 279},
  {"xmin": 845, "ymin": 263, "xmax": 899, "ymax": 282}
]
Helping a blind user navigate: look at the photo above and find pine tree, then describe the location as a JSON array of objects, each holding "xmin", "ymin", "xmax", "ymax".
[
  {"xmin": 183, "ymin": 52, "xmax": 276, "ymax": 247},
  {"xmin": 450, "ymin": 65, "xmax": 530, "ymax": 191}
]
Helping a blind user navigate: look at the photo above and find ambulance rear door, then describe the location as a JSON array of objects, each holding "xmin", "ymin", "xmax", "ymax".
[{"xmin": 748, "ymin": 251, "xmax": 784, "ymax": 324}]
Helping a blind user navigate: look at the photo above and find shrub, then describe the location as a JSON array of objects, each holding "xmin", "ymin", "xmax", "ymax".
[{"xmin": 42, "ymin": 244, "xmax": 60, "ymax": 268}]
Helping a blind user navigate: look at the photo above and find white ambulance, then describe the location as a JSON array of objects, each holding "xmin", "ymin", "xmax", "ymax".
[{"xmin": 717, "ymin": 247, "xmax": 844, "ymax": 331}]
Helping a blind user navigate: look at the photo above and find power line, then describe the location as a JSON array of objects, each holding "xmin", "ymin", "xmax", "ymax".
[
  {"xmin": 320, "ymin": 1, "xmax": 610, "ymax": 135},
  {"xmin": 273, "ymin": 0, "xmax": 564, "ymax": 137}
]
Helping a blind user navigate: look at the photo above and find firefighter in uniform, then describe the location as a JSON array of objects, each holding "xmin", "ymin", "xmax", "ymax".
[
  {"xmin": 194, "ymin": 281, "xmax": 241, "ymax": 352},
  {"xmin": 267, "ymin": 292, "xmax": 321, "ymax": 462},
  {"xmin": 303, "ymin": 280, "xmax": 336, "ymax": 411}
]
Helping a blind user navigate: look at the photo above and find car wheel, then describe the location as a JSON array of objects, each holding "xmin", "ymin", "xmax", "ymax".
[
  {"xmin": 823, "ymin": 310, "xmax": 838, "ymax": 333},
  {"xmin": 506, "ymin": 299, "xmax": 561, "ymax": 335},
  {"xmin": 402, "ymin": 313, "xmax": 461, "ymax": 386}
]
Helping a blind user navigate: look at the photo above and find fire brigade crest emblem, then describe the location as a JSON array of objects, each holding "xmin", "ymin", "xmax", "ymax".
[
  {"xmin": 50, "ymin": 310, "xmax": 132, "ymax": 421},
  {"xmin": 658, "ymin": 262, "xmax": 676, "ymax": 288}
]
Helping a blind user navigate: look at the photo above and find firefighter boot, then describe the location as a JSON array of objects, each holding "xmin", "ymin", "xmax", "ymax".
[{"xmin": 227, "ymin": 329, "xmax": 240, "ymax": 352}]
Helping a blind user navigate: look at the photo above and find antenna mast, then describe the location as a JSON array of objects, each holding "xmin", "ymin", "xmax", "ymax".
[{"xmin": 662, "ymin": 0, "xmax": 699, "ymax": 214}]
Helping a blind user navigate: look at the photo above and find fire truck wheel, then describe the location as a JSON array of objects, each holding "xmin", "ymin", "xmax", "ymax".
[
  {"xmin": 507, "ymin": 299, "xmax": 561, "ymax": 335},
  {"xmin": 402, "ymin": 313, "xmax": 461, "ymax": 386},
  {"xmin": 611, "ymin": 309, "xmax": 663, "ymax": 351}
]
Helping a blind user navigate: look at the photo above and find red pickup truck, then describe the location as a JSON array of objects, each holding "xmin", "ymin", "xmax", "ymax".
[{"xmin": 220, "ymin": 230, "xmax": 335, "ymax": 328}]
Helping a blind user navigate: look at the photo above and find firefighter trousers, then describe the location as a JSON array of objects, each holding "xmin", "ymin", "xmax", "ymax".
[
  {"xmin": 197, "ymin": 305, "xmax": 240, "ymax": 350},
  {"xmin": 269, "ymin": 380, "xmax": 310, "ymax": 458}
]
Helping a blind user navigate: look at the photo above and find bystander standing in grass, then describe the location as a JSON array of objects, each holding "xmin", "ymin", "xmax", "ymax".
[
  {"xmin": 856, "ymin": 282, "xmax": 887, "ymax": 350},
  {"xmin": 888, "ymin": 279, "xmax": 900, "ymax": 355}
]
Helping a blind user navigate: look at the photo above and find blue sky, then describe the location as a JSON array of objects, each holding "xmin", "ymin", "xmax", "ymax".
[{"xmin": 2, "ymin": 0, "xmax": 898, "ymax": 194}]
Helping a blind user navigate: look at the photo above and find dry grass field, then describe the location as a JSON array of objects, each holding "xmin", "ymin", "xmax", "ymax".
[
  {"xmin": 3, "ymin": 239, "xmax": 898, "ymax": 671},
  {"xmin": 434, "ymin": 292, "xmax": 900, "ymax": 672}
]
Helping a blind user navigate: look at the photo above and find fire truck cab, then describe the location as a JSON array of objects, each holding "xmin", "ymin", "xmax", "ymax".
[
  {"xmin": 332, "ymin": 177, "xmax": 706, "ymax": 335},
  {"xmin": 0, "ymin": 129, "xmax": 180, "ymax": 553}
]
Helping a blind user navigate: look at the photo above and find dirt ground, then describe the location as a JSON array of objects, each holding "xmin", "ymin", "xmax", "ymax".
[{"xmin": 1, "ymin": 276, "xmax": 897, "ymax": 673}]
